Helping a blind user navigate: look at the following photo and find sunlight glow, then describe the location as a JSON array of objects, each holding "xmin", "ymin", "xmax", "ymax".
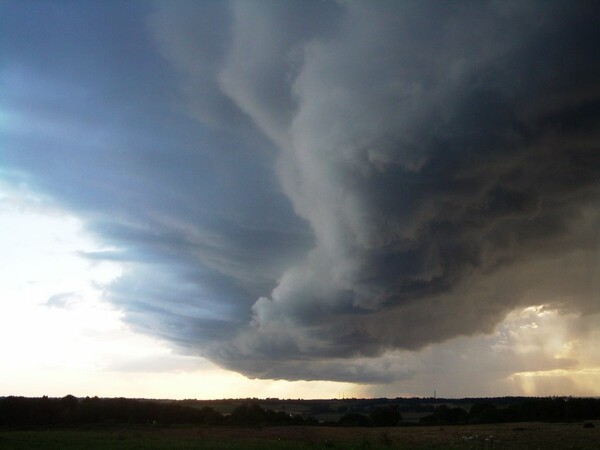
[
  {"xmin": 510, "ymin": 368, "xmax": 600, "ymax": 397},
  {"xmin": 504, "ymin": 306, "xmax": 600, "ymax": 396},
  {"xmin": 0, "ymin": 184, "xmax": 362, "ymax": 399}
]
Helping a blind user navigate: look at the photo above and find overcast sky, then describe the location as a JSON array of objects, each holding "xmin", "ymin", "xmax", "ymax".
[{"xmin": 1, "ymin": 0, "xmax": 599, "ymax": 399}]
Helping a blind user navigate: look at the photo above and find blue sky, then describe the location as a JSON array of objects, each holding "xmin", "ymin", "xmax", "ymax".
[{"xmin": 1, "ymin": 0, "xmax": 600, "ymax": 399}]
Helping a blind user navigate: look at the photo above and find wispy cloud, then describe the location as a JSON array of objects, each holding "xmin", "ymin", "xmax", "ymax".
[{"xmin": 45, "ymin": 292, "xmax": 80, "ymax": 309}]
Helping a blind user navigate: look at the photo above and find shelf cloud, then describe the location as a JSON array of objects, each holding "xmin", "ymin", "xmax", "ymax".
[{"xmin": 2, "ymin": 0, "xmax": 599, "ymax": 384}]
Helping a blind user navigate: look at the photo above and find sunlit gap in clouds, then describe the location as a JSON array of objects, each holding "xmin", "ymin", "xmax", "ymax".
[
  {"xmin": 506, "ymin": 307, "xmax": 600, "ymax": 397},
  {"xmin": 357, "ymin": 305, "xmax": 600, "ymax": 399}
]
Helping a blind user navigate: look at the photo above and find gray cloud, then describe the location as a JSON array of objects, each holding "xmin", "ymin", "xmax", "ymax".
[
  {"xmin": 45, "ymin": 292, "xmax": 80, "ymax": 309},
  {"xmin": 194, "ymin": 0, "xmax": 600, "ymax": 379},
  {"xmin": 2, "ymin": 0, "xmax": 599, "ymax": 385}
]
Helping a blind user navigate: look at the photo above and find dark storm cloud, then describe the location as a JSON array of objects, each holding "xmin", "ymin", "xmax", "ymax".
[
  {"xmin": 193, "ymin": 0, "xmax": 600, "ymax": 379},
  {"xmin": 2, "ymin": 0, "xmax": 599, "ymax": 383}
]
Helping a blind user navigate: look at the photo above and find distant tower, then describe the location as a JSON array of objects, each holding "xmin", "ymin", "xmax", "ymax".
[{"xmin": 434, "ymin": 390, "xmax": 437, "ymax": 399}]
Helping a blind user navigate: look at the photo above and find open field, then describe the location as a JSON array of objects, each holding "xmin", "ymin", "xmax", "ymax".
[{"xmin": 1, "ymin": 421, "xmax": 598, "ymax": 449}]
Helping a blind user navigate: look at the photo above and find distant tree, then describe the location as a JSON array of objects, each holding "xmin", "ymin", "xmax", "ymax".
[
  {"xmin": 308, "ymin": 402, "xmax": 334, "ymax": 414},
  {"xmin": 420, "ymin": 405, "xmax": 468, "ymax": 425},
  {"xmin": 60, "ymin": 395, "xmax": 79, "ymax": 423},
  {"xmin": 199, "ymin": 406, "xmax": 224, "ymax": 425},
  {"xmin": 230, "ymin": 403, "xmax": 266, "ymax": 426},
  {"xmin": 469, "ymin": 402, "xmax": 500, "ymax": 423},
  {"xmin": 369, "ymin": 405, "xmax": 402, "ymax": 426},
  {"xmin": 338, "ymin": 412, "xmax": 371, "ymax": 427}
]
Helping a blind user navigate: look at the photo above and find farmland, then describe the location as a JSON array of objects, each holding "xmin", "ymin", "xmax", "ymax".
[
  {"xmin": 2, "ymin": 396, "xmax": 600, "ymax": 448},
  {"xmin": 1, "ymin": 421, "xmax": 599, "ymax": 449}
]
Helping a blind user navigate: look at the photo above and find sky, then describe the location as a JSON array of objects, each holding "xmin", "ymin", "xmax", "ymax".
[{"xmin": 1, "ymin": 0, "xmax": 599, "ymax": 399}]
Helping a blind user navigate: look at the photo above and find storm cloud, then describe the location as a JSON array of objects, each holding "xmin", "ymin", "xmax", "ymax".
[{"xmin": 2, "ymin": 0, "xmax": 599, "ymax": 383}]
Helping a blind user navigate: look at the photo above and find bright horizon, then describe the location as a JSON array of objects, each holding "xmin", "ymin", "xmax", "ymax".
[{"xmin": 1, "ymin": 1, "xmax": 599, "ymax": 400}]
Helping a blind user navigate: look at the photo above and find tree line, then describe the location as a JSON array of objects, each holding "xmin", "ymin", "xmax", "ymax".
[
  {"xmin": 0, "ymin": 396, "xmax": 222, "ymax": 427},
  {"xmin": 0, "ymin": 396, "xmax": 404, "ymax": 427},
  {"xmin": 2, "ymin": 396, "xmax": 599, "ymax": 428},
  {"xmin": 419, "ymin": 398, "xmax": 600, "ymax": 425}
]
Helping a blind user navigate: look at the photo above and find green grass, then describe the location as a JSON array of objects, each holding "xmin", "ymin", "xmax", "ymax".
[
  {"xmin": 1, "ymin": 422, "xmax": 598, "ymax": 449},
  {"xmin": 0, "ymin": 430, "xmax": 310, "ymax": 450}
]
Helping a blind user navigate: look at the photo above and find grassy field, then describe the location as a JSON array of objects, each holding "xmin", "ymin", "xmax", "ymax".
[{"xmin": 1, "ymin": 421, "xmax": 598, "ymax": 449}]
